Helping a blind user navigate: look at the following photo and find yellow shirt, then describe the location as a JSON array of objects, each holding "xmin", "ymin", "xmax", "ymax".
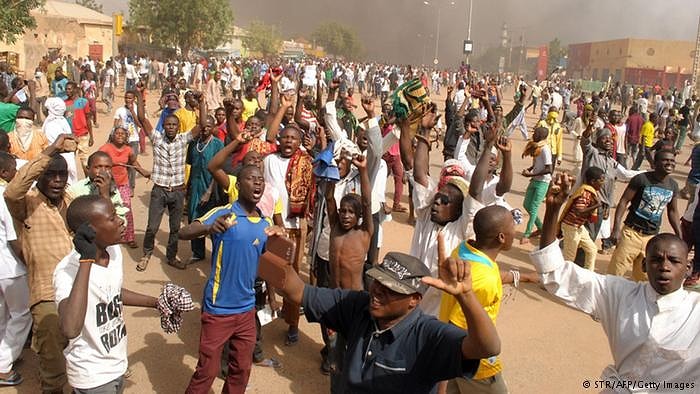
[
  {"xmin": 439, "ymin": 241, "xmax": 503, "ymax": 379},
  {"xmin": 640, "ymin": 121, "xmax": 655, "ymax": 148},
  {"xmin": 175, "ymin": 107, "xmax": 198, "ymax": 133},
  {"xmin": 537, "ymin": 119, "xmax": 563, "ymax": 160},
  {"xmin": 226, "ymin": 175, "xmax": 282, "ymax": 218},
  {"xmin": 241, "ymin": 97, "xmax": 259, "ymax": 123}
]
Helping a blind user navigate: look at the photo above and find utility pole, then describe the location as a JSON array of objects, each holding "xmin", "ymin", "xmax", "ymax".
[
  {"xmin": 692, "ymin": 15, "xmax": 700, "ymax": 94},
  {"xmin": 466, "ymin": 0, "xmax": 473, "ymax": 64}
]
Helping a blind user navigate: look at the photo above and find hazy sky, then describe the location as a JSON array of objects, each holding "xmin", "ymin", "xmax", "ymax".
[{"xmin": 97, "ymin": 0, "xmax": 700, "ymax": 64}]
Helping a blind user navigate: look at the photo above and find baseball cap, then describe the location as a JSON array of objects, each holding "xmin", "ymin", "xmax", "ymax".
[{"xmin": 366, "ymin": 252, "xmax": 432, "ymax": 295}]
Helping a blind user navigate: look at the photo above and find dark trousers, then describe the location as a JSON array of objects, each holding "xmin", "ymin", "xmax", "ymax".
[
  {"xmin": 143, "ymin": 185, "xmax": 185, "ymax": 261},
  {"xmin": 190, "ymin": 216, "xmax": 206, "ymax": 259},
  {"xmin": 127, "ymin": 142, "xmax": 139, "ymax": 191},
  {"xmin": 693, "ymin": 216, "xmax": 700, "ymax": 274},
  {"xmin": 187, "ymin": 310, "xmax": 256, "ymax": 394}
]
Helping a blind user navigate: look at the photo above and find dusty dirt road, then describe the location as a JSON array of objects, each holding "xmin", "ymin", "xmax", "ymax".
[{"xmin": 3, "ymin": 82, "xmax": 692, "ymax": 394}]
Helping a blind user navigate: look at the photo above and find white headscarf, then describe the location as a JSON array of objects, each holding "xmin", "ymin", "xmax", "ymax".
[{"xmin": 42, "ymin": 97, "xmax": 71, "ymax": 143}]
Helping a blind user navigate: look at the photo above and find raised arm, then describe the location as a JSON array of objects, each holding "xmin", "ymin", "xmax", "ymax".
[
  {"xmin": 294, "ymin": 88, "xmax": 311, "ymax": 132},
  {"xmin": 188, "ymin": 94, "xmax": 206, "ymax": 140},
  {"xmin": 135, "ymin": 87, "xmax": 154, "ymax": 138},
  {"xmin": 403, "ymin": 104, "xmax": 439, "ymax": 186},
  {"xmin": 495, "ymin": 136, "xmax": 513, "ymax": 196},
  {"xmin": 268, "ymin": 70, "xmax": 282, "ymax": 116},
  {"xmin": 354, "ymin": 155, "xmax": 374, "ymax": 237},
  {"xmin": 266, "ymin": 94, "xmax": 293, "ymax": 143},
  {"xmin": 208, "ymin": 132, "xmax": 251, "ymax": 192},
  {"xmin": 5, "ymin": 134, "xmax": 75, "ymax": 222},
  {"xmin": 469, "ymin": 124, "xmax": 497, "ymax": 200}
]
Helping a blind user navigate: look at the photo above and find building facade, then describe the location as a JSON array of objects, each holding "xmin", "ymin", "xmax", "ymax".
[
  {"xmin": 568, "ymin": 38, "xmax": 694, "ymax": 88},
  {"xmin": 0, "ymin": 0, "xmax": 113, "ymax": 76}
]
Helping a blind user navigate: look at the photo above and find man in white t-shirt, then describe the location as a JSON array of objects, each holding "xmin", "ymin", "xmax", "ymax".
[
  {"xmin": 112, "ymin": 91, "xmax": 141, "ymax": 190},
  {"xmin": 54, "ymin": 195, "xmax": 158, "ymax": 393},
  {"xmin": 124, "ymin": 60, "xmax": 137, "ymax": 92},
  {"xmin": 0, "ymin": 152, "xmax": 31, "ymax": 386}
]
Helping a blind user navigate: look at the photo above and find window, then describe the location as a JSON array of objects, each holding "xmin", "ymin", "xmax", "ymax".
[{"xmin": 592, "ymin": 69, "xmax": 598, "ymax": 80}]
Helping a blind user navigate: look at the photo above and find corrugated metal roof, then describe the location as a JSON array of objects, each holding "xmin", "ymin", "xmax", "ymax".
[{"xmin": 32, "ymin": 0, "xmax": 113, "ymax": 26}]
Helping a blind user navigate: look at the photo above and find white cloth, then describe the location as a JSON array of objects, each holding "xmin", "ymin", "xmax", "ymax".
[
  {"xmin": 614, "ymin": 124, "xmax": 627, "ymax": 155},
  {"xmin": 532, "ymin": 145, "xmax": 552, "ymax": 183},
  {"xmin": 113, "ymin": 106, "xmax": 140, "ymax": 143},
  {"xmin": 263, "ymin": 154, "xmax": 297, "ymax": 229},
  {"xmin": 54, "ymin": 246, "xmax": 127, "ymax": 390},
  {"xmin": 0, "ymin": 185, "xmax": 25, "ymax": 279},
  {"xmin": 42, "ymin": 98, "xmax": 77, "ymax": 185},
  {"xmin": 409, "ymin": 175, "xmax": 481, "ymax": 316},
  {"xmin": 530, "ymin": 241, "xmax": 700, "ymax": 393},
  {"xmin": 0, "ymin": 276, "xmax": 31, "ymax": 373}
]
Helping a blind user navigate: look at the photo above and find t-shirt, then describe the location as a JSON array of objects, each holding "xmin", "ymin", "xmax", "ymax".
[
  {"xmin": 614, "ymin": 124, "xmax": 627, "ymax": 154},
  {"xmin": 624, "ymin": 172, "xmax": 678, "ymax": 234},
  {"xmin": 242, "ymin": 97, "xmax": 259, "ymax": 123},
  {"xmin": 640, "ymin": 121, "xmax": 655, "ymax": 148},
  {"xmin": 532, "ymin": 145, "xmax": 552, "ymax": 182},
  {"xmin": 65, "ymin": 98, "xmax": 90, "ymax": 137},
  {"xmin": 99, "ymin": 143, "xmax": 132, "ymax": 186},
  {"xmin": 53, "ymin": 246, "xmax": 127, "ymax": 390},
  {"xmin": 0, "ymin": 184, "xmax": 26, "ymax": 279},
  {"xmin": 197, "ymin": 201, "xmax": 271, "ymax": 315},
  {"xmin": 175, "ymin": 107, "xmax": 197, "ymax": 134},
  {"xmin": 102, "ymin": 69, "xmax": 114, "ymax": 88},
  {"xmin": 439, "ymin": 241, "xmax": 502, "ymax": 380},
  {"xmin": 264, "ymin": 154, "xmax": 297, "ymax": 228},
  {"xmin": 81, "ymin": 80, "xmax": 97, "ymax": 100},
  {"xmin": 113, "ymin": 106, "xmax": 139, "ymax": 143},
  {"xmin": 0, "ymin": 102, "xmax": 20, "ymax": 132},
  {"xmin": 125, "ymin": 64, "xmax": 137, "ymax": 80}
]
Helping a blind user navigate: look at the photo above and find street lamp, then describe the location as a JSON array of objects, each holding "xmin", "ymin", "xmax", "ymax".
[
  {"xmin": 423, "ymin": 0, "xmax": 455, "ymax": 66},
  {"xmin": 466, "ymin": 0, "xmax": 473, "ymax": 64}
]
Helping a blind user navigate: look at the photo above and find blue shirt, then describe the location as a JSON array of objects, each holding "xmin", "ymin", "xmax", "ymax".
[
  {"xmin": 199, "ymin": 201, "xmax": 271, "ymax": 315},
  {"xmin": 302, "ymin": 286, "xmax": 479, "ymax": 393}
]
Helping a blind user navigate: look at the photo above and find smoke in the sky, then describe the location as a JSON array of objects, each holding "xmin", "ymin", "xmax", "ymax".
[{"xmin": 99, "ymin": 0, "xmax": 700, "ymax": 65}]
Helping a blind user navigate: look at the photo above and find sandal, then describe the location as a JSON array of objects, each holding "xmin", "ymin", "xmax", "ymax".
[
  {"xmin": 136, "ymin": 255, "xmax": 151, "ymax": 272},
  {"xmin": 255, "ymin": 358, "xmax": 282, "ymax": 368},
  {"xmin": 0, "ymin": 370, "xmax": 23, "ymax": 386},
  {"xmin": 392, "ymin": 205, "xmax": 408, "ymax": 213},
  {"xmin": 127, "ymin": 241, "xmax": 139, "ymax": 249},
  {"xmin": 167, "ymin": 258, "xmax": 187, "ymax": 270},
  {"xmin": 285, "ymin": 331, "xmax": 299, "ymax": 346}
]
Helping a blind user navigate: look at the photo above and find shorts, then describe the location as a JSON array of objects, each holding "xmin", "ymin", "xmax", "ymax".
[{"xmin": 76, "ymin": 135, "xmax": 91, "ymax": 168}]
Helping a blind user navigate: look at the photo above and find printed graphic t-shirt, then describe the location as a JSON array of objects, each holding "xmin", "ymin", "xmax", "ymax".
[
  {"xmin": 54, "ymin": 245, "xmax": 127, "ymax": 390},
  {"xmin": 624, "ymin": 172, "xmax": 678, "ymax": 234}
]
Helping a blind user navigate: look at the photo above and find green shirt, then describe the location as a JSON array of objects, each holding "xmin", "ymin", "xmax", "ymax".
[
  {"xmin": 0, "ymin": 103, "xmax": 19, "ymax": 133},
  {"xmin": 67, "ymin": 178, "xmax": 129, "ymax": 222}
]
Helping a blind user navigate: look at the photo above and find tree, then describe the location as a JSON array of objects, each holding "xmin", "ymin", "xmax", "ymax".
[
  {"xmin": 311, "ymin": 22, "xmax": 363, "ymax": 59},
  {"xmin": 0, "ymin": 0, "xmax": 44, "ymax": 45},
  {"xmin": 128, "ymin": 0, "xmax": 234, "ymax": 56},
  {"xmin": 75, "ymin": 0, "xmax": 103, "ymax": 13},
  {"xmin": 241, "ymin": 20, "xmax": 282, "ymax": 58},
  {"xmin": 548, "ymin": 38, "xmax": 567, "ymax": 73}
]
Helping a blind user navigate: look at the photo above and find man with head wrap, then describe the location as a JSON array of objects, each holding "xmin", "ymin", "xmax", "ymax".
[
  {"xmin": 536, "ymin": 106, "xmax": 563, "ymax": 168},
  {"xmin": 400, "ymin": 108, "xmax": 502, "ymax": 316},
  {"xmin": 42, "ymin": 97, "xmax": 78, "ymax": 185},
  {"xmin": 8, "ymin": 107, "xmax": 48, "ymax": 162}
]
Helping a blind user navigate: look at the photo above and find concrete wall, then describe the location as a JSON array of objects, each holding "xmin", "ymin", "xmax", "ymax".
[
  {"xmin": 0, "ymin": 15, "xmax": 112, "ymax": 76},
  {"xmin": 625, "ymin": 39, "xmax": 694, "ymax": 71}
]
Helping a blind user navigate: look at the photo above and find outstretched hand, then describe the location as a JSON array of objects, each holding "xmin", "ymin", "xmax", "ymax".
[
  {"xmin": 420, "ymin": 103, "xmax": 440, "ymax": 130},
  {"xmin": 496, "ymin": 136, "xmax": 511, "ymax": 153},
  {"xmin": 351, "ymin": 154, "xmax": 367, "ymax": 170},
  {"xmin": 545, "ymin": 172, "xmax": 575, "ymax": 208},
  {"xmin": 421, "ymin": 232, "xmax": 473, "ymax": 296}
]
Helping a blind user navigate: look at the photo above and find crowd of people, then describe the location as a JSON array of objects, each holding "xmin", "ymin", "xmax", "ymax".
[{"xmin": 0, "ymin": 49, "xmax": 698, "ymax": 394}]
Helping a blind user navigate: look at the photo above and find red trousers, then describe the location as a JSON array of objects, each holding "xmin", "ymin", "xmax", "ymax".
[
  {"xmin": 383, "ymin": 153, "xmax": 404, "ymax": 206},
  {"xmin": 186, "ymin": 310, "xmax": 256, "ymax": 394}
]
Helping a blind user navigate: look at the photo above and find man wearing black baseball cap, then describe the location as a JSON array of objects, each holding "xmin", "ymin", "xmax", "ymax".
[{"xmin": 268, "ymin": 246, "xmax": 501, "ymax": 393}]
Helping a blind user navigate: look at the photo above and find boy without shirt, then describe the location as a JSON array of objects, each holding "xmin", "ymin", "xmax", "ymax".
[{"xmin": 325, "ymin": 154, "xmax": 374, "ymax": 291}]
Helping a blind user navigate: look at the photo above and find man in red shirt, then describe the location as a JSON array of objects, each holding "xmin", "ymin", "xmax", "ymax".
[
  {"xmin": 625, "ymin": 106, "xmax": 644, "ymax": 170},
  {"xmin": 65, "ymin": 82, "xmax": 94, "ymax": 174}
]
